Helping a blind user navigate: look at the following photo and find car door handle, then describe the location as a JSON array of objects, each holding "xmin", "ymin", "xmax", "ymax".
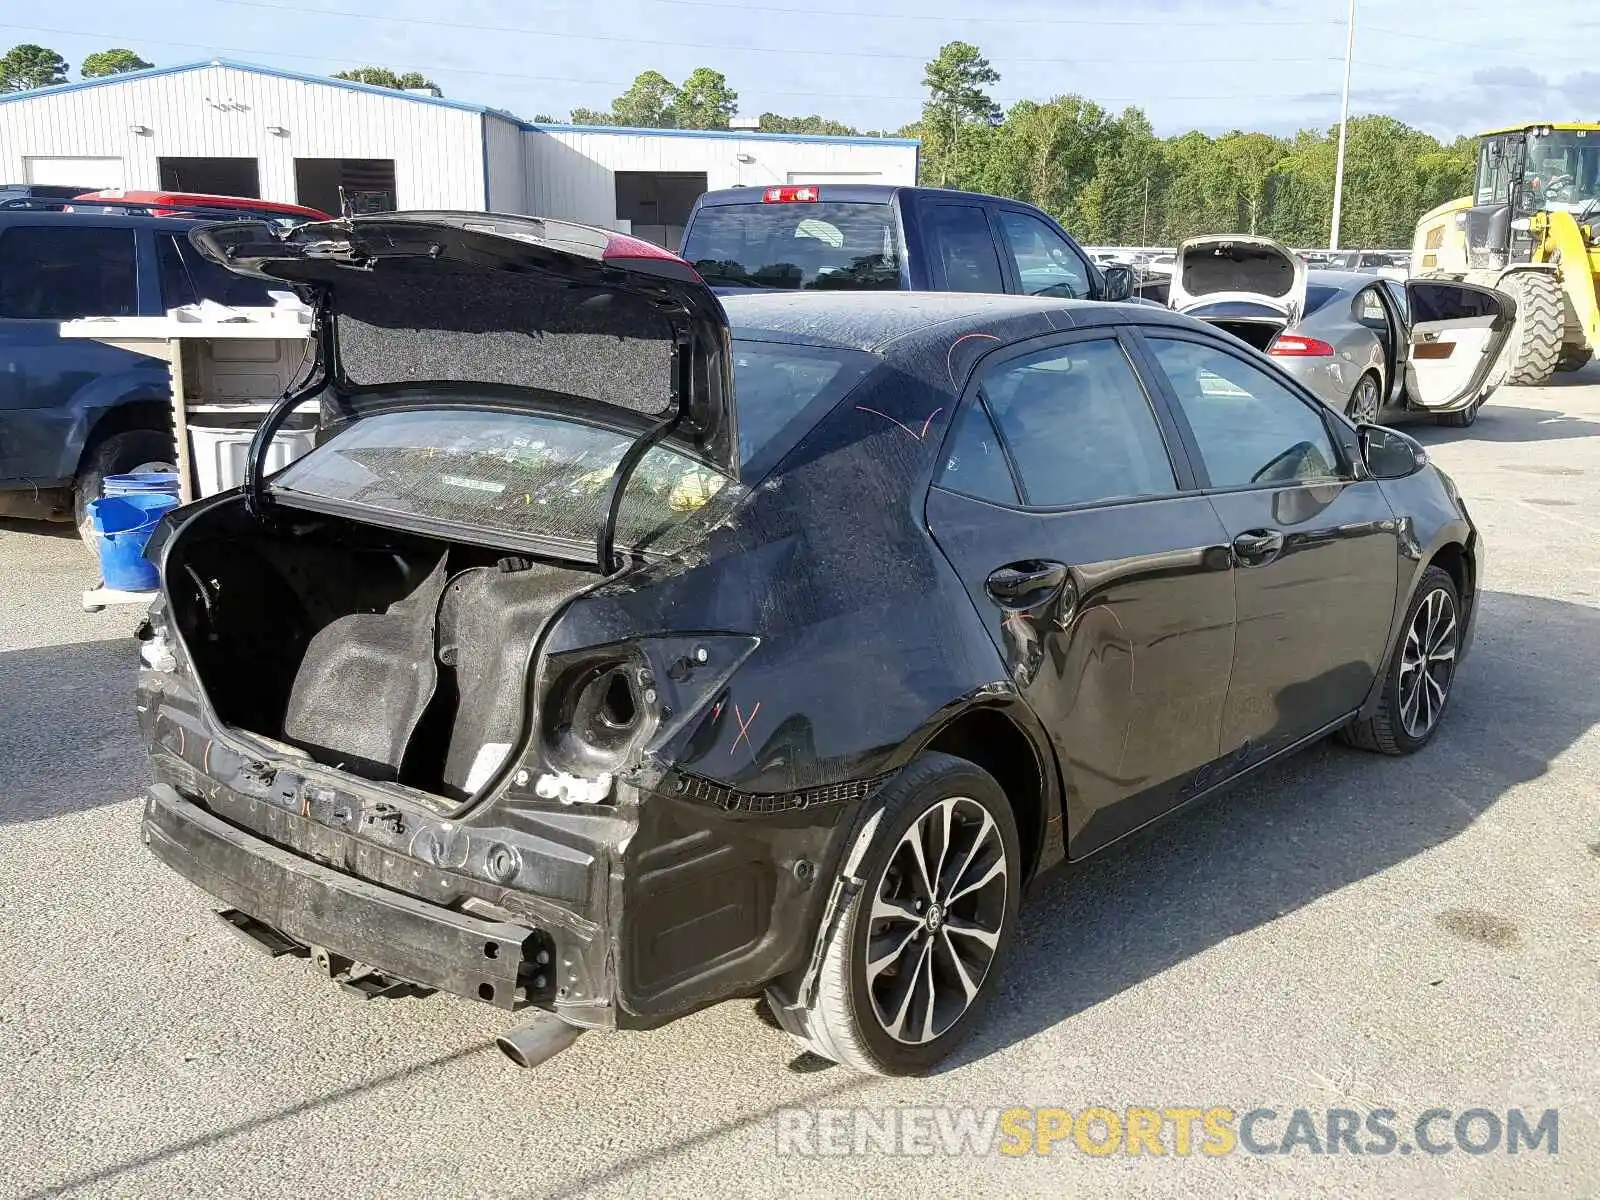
[
  {"xmin": 986, "ymin": 560, "xmax": 1069, "ymax": 604},
  {"xmin": 1232, "ymin": 529, "xmax": 1285, "ymax": 566}
]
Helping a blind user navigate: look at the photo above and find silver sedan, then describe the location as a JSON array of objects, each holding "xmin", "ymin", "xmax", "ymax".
[
  {"xmin": 1271, "ymin": 270, "xmax": 1408, "ymax": 423},
  {"xmin": 1169, "ymin": 234, "xmax": 1512, "ymax": 428}
]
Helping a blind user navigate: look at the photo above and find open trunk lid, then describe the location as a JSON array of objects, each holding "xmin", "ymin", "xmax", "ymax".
[
  {"xmin": 190, "ymin": 212, "xmax": 738, "ymax": 477},
  {"xmin": 1169, "ymin": 234, "xmax": 1308, "ymax": 325}
]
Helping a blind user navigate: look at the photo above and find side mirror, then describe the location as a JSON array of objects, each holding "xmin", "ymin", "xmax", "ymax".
[
  {"xmin": 1359, "ymin": 424, "xmax": 1427, "ymax": 480},
  {"xmin": 1100, "ymin": 264, "xmax": 1135, "ymax": 303}
]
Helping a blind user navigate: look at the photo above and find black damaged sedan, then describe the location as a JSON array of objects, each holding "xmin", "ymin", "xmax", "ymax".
[{"xmin": 137, "ymin": 213, "xmax": 1485, "ymax": 1075}]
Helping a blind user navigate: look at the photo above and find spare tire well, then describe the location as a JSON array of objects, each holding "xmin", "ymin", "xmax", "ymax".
[{"xmin": 924, "ymin": 708, "xmax": 1048, "ymax": 881}]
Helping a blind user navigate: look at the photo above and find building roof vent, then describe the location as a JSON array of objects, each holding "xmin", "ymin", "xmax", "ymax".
[{"xmin": 404, "ymin": 85, "xmax": 443, "ymax": 98}]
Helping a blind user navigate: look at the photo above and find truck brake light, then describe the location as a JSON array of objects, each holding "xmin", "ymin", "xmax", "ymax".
[{"xmin": 762, "ymin": 186, "xmax": 819, "ymax": 203}]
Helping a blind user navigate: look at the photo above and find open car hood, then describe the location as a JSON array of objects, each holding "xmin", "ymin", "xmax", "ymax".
[
  {"xmin": 1169, "ymin": 234, "xmax": 1308, "ymax": 323},
  {"xmin": 190, "ymin": 212, "xmax": 738, "ymax": 477}
]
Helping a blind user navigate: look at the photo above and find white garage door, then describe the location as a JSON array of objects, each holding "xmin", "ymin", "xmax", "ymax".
[{"xmin": 24, "ymin": 156, "xmax": 126, "ymax": 189}]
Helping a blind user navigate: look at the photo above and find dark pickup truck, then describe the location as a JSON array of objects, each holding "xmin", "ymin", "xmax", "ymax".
[
  {"xmin": 0, "ymin": 210, "xmax": 276, "ymax": 538},
  {"xmin": 680, "ymin": 183, "xmax": 1135, "ymax": 302}
]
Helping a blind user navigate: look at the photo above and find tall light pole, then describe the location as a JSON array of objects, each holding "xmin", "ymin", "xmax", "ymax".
[{"xmin": 1329, "ymin": 0, "xmax": 1356, "ymax": 250}]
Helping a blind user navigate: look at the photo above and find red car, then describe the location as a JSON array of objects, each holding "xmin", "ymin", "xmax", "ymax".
[{"xmin": 67, "ymin": 190, "xmax": 330, "ymax": 225}]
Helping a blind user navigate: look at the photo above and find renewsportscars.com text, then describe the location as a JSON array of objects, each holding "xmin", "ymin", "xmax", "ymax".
[{"xmin": 774, "ymin": 1106, "xmax": 1559, "ymax": 1158}]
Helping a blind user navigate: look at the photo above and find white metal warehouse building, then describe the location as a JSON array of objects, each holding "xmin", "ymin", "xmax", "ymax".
[{"xmin": 0, "ymin": 60, "xmax": 919, "ymax": 248}]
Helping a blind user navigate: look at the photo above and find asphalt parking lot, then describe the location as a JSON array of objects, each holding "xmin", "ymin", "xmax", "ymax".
[{"xmin": 3, "ymin": 372, "xmax": 1598, "ymax": 1199}]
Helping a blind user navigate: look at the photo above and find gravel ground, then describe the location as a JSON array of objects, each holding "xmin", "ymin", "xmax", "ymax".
[{"xmin": 2, "ymin": 371, "xmax": 1598, "ymax": 1199}]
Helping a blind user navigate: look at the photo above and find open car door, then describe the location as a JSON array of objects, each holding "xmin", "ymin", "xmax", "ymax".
[{"xmin": 1403, "ymin": 280, "xmax": 1516, "ymax": 411}]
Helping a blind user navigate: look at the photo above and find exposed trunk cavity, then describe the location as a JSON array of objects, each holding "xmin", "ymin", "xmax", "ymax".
[
  {"xmin": 1209, "ymin": 319, "xmax": 1286, "ymax": 352},
  {"xmin": 165, "ymin": 502, "xmax": 597, "ymax": 801}
]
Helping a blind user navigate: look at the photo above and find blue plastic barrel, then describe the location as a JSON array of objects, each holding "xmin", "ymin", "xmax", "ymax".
[
  {"xmin": 103, "ymin": 472, "xmax": 180, "ymax": 499},
  {"xmin": 89, "ymin": 493, "xmax": 179, "ymax": 592}
]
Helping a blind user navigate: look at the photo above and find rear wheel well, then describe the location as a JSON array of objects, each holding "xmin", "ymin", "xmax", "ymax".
[{"xmin": 924, "ymin": 708, "xmax": 1048, "ymax": 881}]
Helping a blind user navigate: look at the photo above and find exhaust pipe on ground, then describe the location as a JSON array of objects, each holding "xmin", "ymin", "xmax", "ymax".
[{"xmin": 496, "ymin": 1013, "xmax": 585, "ymax": 1069}]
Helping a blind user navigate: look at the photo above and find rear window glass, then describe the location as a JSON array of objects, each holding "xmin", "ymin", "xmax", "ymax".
[
  {"xmin": 683, "ymin": 201, "xmax": 901, "ymax": 290},
  {"xmin": 271, "ymin": 339, "xmax": 871, "ymax": 553}
]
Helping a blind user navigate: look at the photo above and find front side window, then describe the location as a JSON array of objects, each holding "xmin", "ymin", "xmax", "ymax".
[
  {"xmin": 978, "ymin": 338, "xmax": 1176, "ymax": 508},
  {"xmin": 1524, "ymin": 129, "xmax": 1600, "ymax": 207},
  {"xmin": 1146, "ymin": 337, "xmax": 1343, "ymax": 488},
  {"xmin": 0, "ymin": 226, "xmax": 136, "ymax": 320},
  {"xmin": 924, "ymin": 204, "xmax": 1005, "ymax": 293},
  {"xmin": 997, "ymin": 210, "xmax": 1092, "ymax": 299}
]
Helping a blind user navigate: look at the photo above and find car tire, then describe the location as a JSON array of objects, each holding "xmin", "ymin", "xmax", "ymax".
[
  {"xmin": 73, "ymin": 427, "xmax": 177, "ymax": 554},
  {"xmin": 1436, "ymin": 401, "xmax": 1480, "ymax": 428},
  {"xmin": 1340, "ymin": 565, "xmax": 1461, "ymax": 756},
  {"xmin": 774, "ymin": 752, "xmax": 1021, "ymax": 1076},
  {"xmin": 1345, "ymin": 371, "xmax": 1383, "ymax": 425}
]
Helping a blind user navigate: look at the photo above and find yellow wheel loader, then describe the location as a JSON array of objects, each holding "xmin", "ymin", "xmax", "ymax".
[{"xmin": 1412, "ymin": 123, "xmax": 1600, "ymax": 385}]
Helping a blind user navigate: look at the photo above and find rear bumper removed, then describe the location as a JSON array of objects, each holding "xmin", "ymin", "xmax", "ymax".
[
  {"xmin": 144, "ymin": 784, "xmax": 551, "ymax": 1011},
  {"xmin": 139, "ymin": 728, "xmax": 863, "ymax": 1031}
]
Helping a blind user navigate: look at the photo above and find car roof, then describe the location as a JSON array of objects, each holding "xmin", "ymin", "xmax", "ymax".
[
  {"xmin": 694, "ymin": 184, "xmax": 1052, "ymax": 208},
  {"xmin": 0, "ymin": 208, "xmax": 204, "ymax": 230},
  {"xmin": 1307, "ymin": 269, "xmax": 1390, "ymax": 289},
  {"xmin": 723, "ymin": 291, "xmax": 1193, "ymax": 357}
]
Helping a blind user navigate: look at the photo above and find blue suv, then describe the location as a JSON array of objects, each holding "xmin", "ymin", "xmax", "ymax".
[
  {"xmin": 679, "ymin": 183, "xmax": 1135, "ymax": 301},
  {"xmin": 0, "ymin": 210, "xmax": 274, "ymax": 540}
]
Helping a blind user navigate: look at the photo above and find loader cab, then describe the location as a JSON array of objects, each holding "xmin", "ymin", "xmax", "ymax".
[
  {"xmin": 1469, "ymin": 125, "xmax": 1600, "ymax": 267},
  {"xmin": 1467, "ymin": 132, "xmax": 1523, "ymax": 269}
]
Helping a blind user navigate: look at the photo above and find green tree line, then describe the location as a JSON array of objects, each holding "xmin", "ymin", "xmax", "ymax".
[{"xmin": 569, "ymin": 44, "xmax": 1475, "ymax": 248}]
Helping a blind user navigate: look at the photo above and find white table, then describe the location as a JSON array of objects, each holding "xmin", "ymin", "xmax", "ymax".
[{"xmin": 62, "ymin": 308, "xmax": 312, "ymax": 610}]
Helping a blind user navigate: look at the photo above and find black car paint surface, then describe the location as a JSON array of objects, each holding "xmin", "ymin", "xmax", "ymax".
[{"xmin": 137, "ymin": 274, "xmax": 1480, "ymax": 1053}]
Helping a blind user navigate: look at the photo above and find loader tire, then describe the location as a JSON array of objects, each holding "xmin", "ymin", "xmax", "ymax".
[{"xmin": 1498, "ymin": 271, "xmax": 1564, "ymax": 386}]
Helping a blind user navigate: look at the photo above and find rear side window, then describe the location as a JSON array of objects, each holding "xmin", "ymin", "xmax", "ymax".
[
  {"xmin": 978, "ymin": 338, "xmax": 1176, "ymax": 508},
  {"xmin": 1302, "ymin": 283, "xmax": 1341, "ymax": 316},
  {"xmin": 683, "ymin": 201, "xmax": 901, "ymax": 290},
  {"xmin": 157, "ymin": 233, "xmax": 279, "ymax": 310},
  {"xmin": 0, "ymin": 226, "xmax": 137, "ymax": 319},
  {"xmin": 938, "ymin": 399, "xmax": 1020, "ymax": 505},
  {"xmin": 924, "ymin": 204, "xmax": 1005, "ymax": 293}
]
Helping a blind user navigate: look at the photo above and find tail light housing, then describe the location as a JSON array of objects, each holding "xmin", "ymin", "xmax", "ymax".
[
  {"xmin": 535, "ymin": 635, "xmax": 760, "ymax": 801},
  {"xmin": 762, "ymin": 185, "xmax": 819, "ymax": 203},
  {"xmin": 1269, "ymin": 334, "xmax": 1335, "ymax": 357}
]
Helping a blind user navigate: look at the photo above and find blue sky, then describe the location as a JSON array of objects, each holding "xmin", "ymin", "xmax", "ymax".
[{"xmin": 7, "ymin": 0, "xmax": 1595, "ymax": 138}]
